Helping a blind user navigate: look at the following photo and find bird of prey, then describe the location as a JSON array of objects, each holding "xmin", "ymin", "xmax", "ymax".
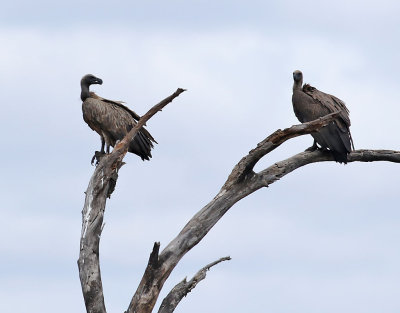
[
  {"xmin": 292, "ymin": 70, "xmax": 354, "ymax": 163},
  {"xmin": 80, "ymin": 74, "xmax": 156, "ymax": 163}
]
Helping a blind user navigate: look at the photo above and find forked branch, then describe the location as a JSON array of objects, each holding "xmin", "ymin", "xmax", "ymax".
[
  {"xmin": 221, "ymin": 111, "xmax": 340, "ymax": 190},
  {"xmin": 125, "ymin": 111, "xmax": 399, "ymax": 313},
  {"xmin": 78, "ymin": 94, "xmax": 399, "ymax": 313}
]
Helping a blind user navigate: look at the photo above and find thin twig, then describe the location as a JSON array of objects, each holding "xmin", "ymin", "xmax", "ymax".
[{"xmin": 158, "ymin": 257, "xmax": 231, "ymax": 313}]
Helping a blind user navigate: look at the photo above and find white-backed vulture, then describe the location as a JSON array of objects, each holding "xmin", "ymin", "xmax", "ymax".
[
  {"xmin": 80, "ymin": 74, "xmax": 156, "ymax": 162},
  {"xmin": 292, "ymin": 70, "xmax": 354, "ymax": 163}
]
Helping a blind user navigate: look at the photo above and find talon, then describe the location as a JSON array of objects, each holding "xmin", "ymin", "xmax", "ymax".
[
  {"xmin": 305, "ymin": 145, "xmax": 317, "ymax": 152},
  {"xmin": 305, "ymin": 140, "xmax": 318, "ymax": 152},
  {"xmin": 91, "ymin": 151, "xmax": 106, "ymax": 166},
  {"xmin": 91, "ymin": 155, "xmax": 96, "ymax": 165}
]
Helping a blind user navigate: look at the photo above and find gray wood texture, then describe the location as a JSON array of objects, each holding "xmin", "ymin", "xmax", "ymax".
[{"xmin": 78, "ymin": 103, "xmax": 400, "ymax": 313}]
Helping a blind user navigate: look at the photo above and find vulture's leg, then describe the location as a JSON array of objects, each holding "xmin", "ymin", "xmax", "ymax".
[
  {"xmin": 91, "ymin": 151, "xmax": 107, "ymax": 165},
  {"xmin": 103, "ymin": 134, "xmax": 111, "ymax": 154},
  {"xmin": 91, "ymin": 136, "xmax": 106, "ymax": 165},
  {"xmin": 305, "ymin": 140, "xmax": 318, "ymax": 152},
  {"xmin": 100, "ymin": 137, "xmax": 105, "ymax": 153}
]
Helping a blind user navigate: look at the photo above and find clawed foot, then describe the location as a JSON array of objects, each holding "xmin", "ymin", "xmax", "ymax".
[
  {"xmin": 305, "ymin": 141, "xmax": 319, "ymax": 152},
  {"xmin": 305, "ymin": 144, "xmax": 328, "ymax": 153},
  {"xmin": 305, "ymin": 144, "xmax": 318, "ymax": 152},
  {"xmin": 91, "ymin": 151, "xmax": 106, "ymax": 165},
  {"xmin": 305, "ymin": 140, "xmax": 329, "ymax": 153}
]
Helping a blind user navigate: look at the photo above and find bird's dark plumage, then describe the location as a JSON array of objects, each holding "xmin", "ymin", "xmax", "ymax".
[
  {"xmin": 80, "ymin": 74, "xmax": 156, "ymax": 162},
  {"xmin": 291, "ymin": 70, "xmax": 354, "ymax": 163}
]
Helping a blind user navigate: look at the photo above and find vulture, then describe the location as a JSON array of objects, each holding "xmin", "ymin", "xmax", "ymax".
[
  {"xmin": 292, "ymin": 70, "xmax": 354, "ymax": 163},
  {"xmin": 80, "ymin": 74, "xmax": 156, "ymax": 162}
]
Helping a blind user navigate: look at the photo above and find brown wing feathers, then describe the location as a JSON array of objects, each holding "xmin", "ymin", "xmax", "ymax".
[
  {"xmin": 303, "ymin": 85, "xmax": 354, "ymax": 151},
  {"xmin": 292, "ymin": 70, "xmax": 354, "ymax": 163},
  {"xmin": 81, "ymin": 74, "xmax": 156, "ymax": 161}
]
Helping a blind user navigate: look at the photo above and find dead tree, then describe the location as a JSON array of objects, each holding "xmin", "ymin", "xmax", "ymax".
[{"xmin": 78, "ymin": 90, "xmax": 400, "ymax": 313}]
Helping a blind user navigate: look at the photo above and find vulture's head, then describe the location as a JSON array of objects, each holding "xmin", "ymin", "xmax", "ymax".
[
  {"xmin": 293, "ymin": 70, "xmax": 303, "ymax": 83},
  {"xmin": 81, "ymin": 74, "xmax": 103, "ymax": 87}
]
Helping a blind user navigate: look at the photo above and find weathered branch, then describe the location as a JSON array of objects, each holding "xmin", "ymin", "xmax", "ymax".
[
  {"xmin": 221, "ymin": 111, "xmax": 340, "ymax": 191},
  {"xmin": 126, "ymin": 113, "xmax": 399, "ymax": 313},
  {"xmin": 111, "ymin": 88, "xmax": 186, "ymax": 168},
  {"xmin": 78, "ymin": 89, "xmax": 185, "ymax": 313},
  {"xmin": 256, "ymin": 149, "xmax": 400, "ymax": 188},
  {"xmin": 158, "ymin": 256, "xmax": 231, "ymax": 313},
  {"xmin": 78, "ymin": 88, "xmax": 398, "ymax": 313}
]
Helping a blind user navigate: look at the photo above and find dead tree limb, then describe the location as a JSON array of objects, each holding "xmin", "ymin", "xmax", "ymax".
[
  {"xmin": 256, "ymin": 149, "xmax": 400, "ymax": 188},
  {"xmin": 78, "ymin": 91, "xmax": 399, "ymax": 313},
  {"xmin": 221, "ymin": 111, "xmax": 341, "ymax": 190},
  {"xmin": 78, "ymin": 88, "xmax": 185, "ymax": 313},
  {"xmin": 126, "ymin": 111, "xmax": 399, "ymax": 313},
  {"xmin": 158, "ymin": 256, "xmax": 231, "ymax": 313}
]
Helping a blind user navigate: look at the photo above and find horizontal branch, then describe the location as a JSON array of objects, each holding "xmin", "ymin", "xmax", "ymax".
[
  {"xmin": 348, "ymin": 149, "xmax": 400, "ymax": 162},
  {"xmin": 256, "ymin": 149, "xmax": 400, "ymax": 187},
  {"xmin": 158, "ymin": 257, "xmax": 231, "ymax": 313}
]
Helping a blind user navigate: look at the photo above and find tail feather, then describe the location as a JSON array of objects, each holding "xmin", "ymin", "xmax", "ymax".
[
  {"xmin": 331, "ymin": 150, "xmax": 348, "ymax": 164},
  {"xmin": 313, "ymin": 123, "xmax": 350, "ymax": 164},
  {"xmin": 129, "ymin": 128, "xmax": 155, "ymax": 160}
]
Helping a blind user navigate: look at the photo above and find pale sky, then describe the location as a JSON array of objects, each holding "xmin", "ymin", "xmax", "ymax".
[{"xmin": 1, "ymin": 1, "xmax": 399, "ymax": 313}]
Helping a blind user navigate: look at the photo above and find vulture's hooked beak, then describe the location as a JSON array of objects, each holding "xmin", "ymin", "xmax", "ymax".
[{"xmin": 95, "ymin": 78, "xmax": 103, "ymax": 85}]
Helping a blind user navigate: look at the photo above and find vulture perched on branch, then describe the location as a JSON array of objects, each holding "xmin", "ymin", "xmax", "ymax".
[
  {"xmin": 292, "ymin": 70, "xmax": 354, "ymax": 163},
  {"xmin": 80, "ymin": 74, "xmax": 156, "ymax": 163}
]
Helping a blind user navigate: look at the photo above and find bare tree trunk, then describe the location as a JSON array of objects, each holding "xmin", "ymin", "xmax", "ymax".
[
  {"xmin": 78, "ymin": 101, "xmax": 400, "ymax": 313},
  {"xmin": 78, "ymin": 88, "xmax": 185, "ymax": 313}
]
